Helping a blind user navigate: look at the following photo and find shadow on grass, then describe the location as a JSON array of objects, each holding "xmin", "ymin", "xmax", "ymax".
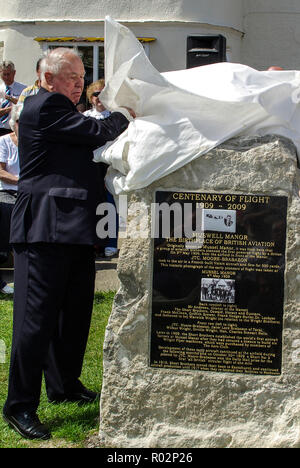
[
  {"xmin": 46, "ymin": 403, "xmax": 99, "ymax": 431},
  {"xmin": 0, "ymin": 293, "xmax": 14, "ymax": 302},
  {"xmin": 0, "ymin": 291, "xmax": 114, "ymax": 304},
  {"xmin": 38, "ymin": 401, "xmax": 100, "ymax": 445},
  {"xmin": 94, "ymin": 291, "xmax": 115, "ymax": 304},
  {"xmin": 0, "ymin": 290, "xmax": 113, "ymax": 447}
]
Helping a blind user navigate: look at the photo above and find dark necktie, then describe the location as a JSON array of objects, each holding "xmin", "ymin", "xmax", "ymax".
[{"xmin": 1, "ymin": 86, "xmax": 11, "ymax": 124}]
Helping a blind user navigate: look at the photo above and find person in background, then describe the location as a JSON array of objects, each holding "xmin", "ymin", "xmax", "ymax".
[
  {"xmin": 0, "ymin": 61, "xmax": 26, "ymax": 136},
  {"xmin": 267, "ymin": 66, "xmax": 283, "ymax": 71},
  {"xmin": 83, "ymin": 79, "xmax": 110, "ymax": 119},
  {"xmin": 2, "ymin": 47, "xmax": 135, "ymax": 441},
  {"xmin": 0, "ymin": 103, "xmax": 23, "ymax": 294},
  {"xmin": 18, "ymin": 58, "xmax": 43, "ymax": 103},
  {"xmin": 84, "ymin": 79, "xmax": 119, "ymax": 258}
]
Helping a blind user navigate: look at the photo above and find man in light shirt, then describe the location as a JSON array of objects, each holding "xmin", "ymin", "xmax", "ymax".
[
  {"xmin": 0, "ymin": 61, "xmax": 26, "ymax": 136},
  {"xmin": 18, "ymin": 58, "xmax": 42, "ymax": 104}
]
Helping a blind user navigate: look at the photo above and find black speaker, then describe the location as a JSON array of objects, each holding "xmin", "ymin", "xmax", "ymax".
[{"xmin": 187, "ymin": 35, "xmax": 227, "ymax": 68}]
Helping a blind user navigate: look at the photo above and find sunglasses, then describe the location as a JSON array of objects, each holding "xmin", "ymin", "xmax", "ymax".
[{"xmin": 92, "ymin": 91, "xmax": 101, "ymax": 97}]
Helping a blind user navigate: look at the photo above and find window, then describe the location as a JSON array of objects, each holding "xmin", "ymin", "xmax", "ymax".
[
  {"xmin": 35, "ymin": 36, "xmax": 155, "ymax": 109},
  {"xmin": 40, "ymin": 42, "xmax": 104, "ymax": 109},
  {"xmin": 47, "ymin": 44, "xmax": 105, "ymax": 83}
]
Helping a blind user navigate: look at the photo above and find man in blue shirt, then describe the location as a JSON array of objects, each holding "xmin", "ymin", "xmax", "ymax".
[{"xmin": 0, "ymin": 61, "xmax": 26, "ymax": 136}]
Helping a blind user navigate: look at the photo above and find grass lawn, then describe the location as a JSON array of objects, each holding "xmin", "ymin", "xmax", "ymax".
[{"xmin": 0, "ymin": 290, "xmax": 115, "ymax": 448}]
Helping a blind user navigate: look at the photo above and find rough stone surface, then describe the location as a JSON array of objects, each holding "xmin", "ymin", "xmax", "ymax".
[{"xmin": 99, "ymin": 135, "xmax": 300, "ymax": 448}]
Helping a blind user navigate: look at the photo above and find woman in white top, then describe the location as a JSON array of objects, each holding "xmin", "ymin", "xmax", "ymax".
[
  {"xmin": 83, "ymin": 79, "xmax": 111, "ymax": 120},
  {"xmin": 0, "ymin": 103, "xmax": 22, "ymax": 294}
]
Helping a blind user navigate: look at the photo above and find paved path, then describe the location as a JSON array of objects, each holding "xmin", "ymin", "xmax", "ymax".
[
  {"xmin": 95, "ymin": 257, "xmax": 119, "ymax": 291},
  {"xmin": 1, "ymin": 257, "xmax": 119, "ymax": 293}
]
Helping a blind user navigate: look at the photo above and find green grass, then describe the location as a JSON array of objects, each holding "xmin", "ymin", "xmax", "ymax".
[{"xmin": 0, "ymin": 290, "xmax": 115, "ymax": 448}]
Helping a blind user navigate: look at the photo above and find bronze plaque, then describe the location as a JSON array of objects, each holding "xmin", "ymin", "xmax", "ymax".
[{"xmin": 150, "ymin": 191, "xmax": 288, "ymax": 375}]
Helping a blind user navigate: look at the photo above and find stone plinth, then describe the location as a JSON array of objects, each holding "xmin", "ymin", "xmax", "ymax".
[{"xmin": 99, "ymin": 135, "xmax": 300, "ymax": 448}]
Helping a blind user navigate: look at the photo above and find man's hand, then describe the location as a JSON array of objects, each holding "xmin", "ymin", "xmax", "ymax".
[
  {"xmin": 0, "ymin": 107, "xmax": 12, "ymax": 117},
  {"xmin": 5, "ymin": 94, "xmax": 18, "ymax": 105},
  {"xmin": 123, "ymin": 107, "xmax": 136, "ymax": 119}
]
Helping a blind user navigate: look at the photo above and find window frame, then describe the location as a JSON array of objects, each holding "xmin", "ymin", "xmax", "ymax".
[
  {"xmin": 39, "ymin": 39, "xmax": 152, "ymax": 82},
  {"xmin": 41, "ymin": 42, "xmax": 103, "ymax": 82}
]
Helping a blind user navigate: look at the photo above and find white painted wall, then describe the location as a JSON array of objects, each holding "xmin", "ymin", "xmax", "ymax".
[
  {"xmin": 0, "ymin": 0, "xmax": 244, "ymax": 85},
  {"xmin": 0, "ymin": 28, "xmax": 41, "ymax": 86},
  {"xmin": 2, "ymin": 0, "xmax": 300, "ymax": 83},
  {"xmin": 1, "ymin": 22, "xmax": 242, "ymax": 86},
  {"xmin": 1, "ymin": 0, "xmax": 243, "ymax": 30},
  {"xmin": 242, "ymin": 0, "xmax": 300, "ymax": 70}
]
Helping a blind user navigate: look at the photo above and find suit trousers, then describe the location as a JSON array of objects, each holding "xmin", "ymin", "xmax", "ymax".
[
  {"xmin": 0, "ymin": 190, "xmax": 17, "ymax": 251},
  {"xmin": 4, "ymin": 243, "xmax": 96, "ymax": 414}
]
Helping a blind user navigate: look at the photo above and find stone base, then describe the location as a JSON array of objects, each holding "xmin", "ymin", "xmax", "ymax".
[{"xmin": 99, "ymin": 136, "xmax": 300, "ymax": 448}]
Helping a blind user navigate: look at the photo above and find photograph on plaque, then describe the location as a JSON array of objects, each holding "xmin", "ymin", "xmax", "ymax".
[
  {"xmin": 150, "ymin": 191, "xmax": 288, "ymax": 376},
  {"xmin": 202, "ymin": 208, "xmax": 236, "ymax": 233},
  {"xmin": 201, "ymin": 278, "xmax": 235, "ymax": 304}
]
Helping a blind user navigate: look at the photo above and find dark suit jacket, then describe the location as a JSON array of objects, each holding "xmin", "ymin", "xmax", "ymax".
[{"xmin": 11, "ymin": 87, "xmax": 129, "ymax": 245}]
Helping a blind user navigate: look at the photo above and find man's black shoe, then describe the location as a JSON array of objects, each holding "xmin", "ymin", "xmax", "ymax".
[
  {"xmin": 48, "ymin": 387, "xmax": 100, "ymax": 405},
  {"xmin": 3, "ymin": 410, "xmax": 51, "ymax": 440}
]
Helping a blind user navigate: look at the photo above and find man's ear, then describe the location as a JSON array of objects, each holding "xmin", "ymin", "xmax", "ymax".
[{"xmin": 44, "ymin": 71, "xmax": 54, "ymax": 88}]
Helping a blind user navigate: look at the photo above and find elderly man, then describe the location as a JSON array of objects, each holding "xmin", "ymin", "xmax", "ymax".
[
  {"xmin": 2, "ymin": 48, "xmax": 135, "ymax": 440},
  {"xmin": 0, "ymin": 61, "xmax": 26, "ymax": 136}
]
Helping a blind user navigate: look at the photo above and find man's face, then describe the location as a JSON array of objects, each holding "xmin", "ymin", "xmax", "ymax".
[
  {"xmin": 0, "ymin": 66, "xmax": 16, "ymax": 86},
  {"xmin": 50, "ymin": 56, "xmax": 85, "ymax": 105}
]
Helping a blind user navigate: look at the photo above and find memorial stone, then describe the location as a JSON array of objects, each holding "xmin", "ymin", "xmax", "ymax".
[{"xmin": 99, "ymin": 135, "xmax": 300, "ymax": 448}]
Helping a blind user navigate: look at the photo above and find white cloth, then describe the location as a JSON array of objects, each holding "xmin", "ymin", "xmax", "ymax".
[
  {"xmin": 0, "ymin": 134, "xmax": 19, "ymax": 190},
  {"xmin": 0, "ymin": 81, "xmax": 26, "ymax": 129},
  {"xmin": 94, "ymin": 17, "xmax": 300, "ymax": 195}
]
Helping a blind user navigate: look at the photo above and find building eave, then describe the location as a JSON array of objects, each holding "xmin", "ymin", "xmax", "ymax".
[{"xmin": 0, "ymin": 19, "xmax": 244, "ymax": 36}]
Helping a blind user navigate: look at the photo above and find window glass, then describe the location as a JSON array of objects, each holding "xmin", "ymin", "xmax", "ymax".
[
  {"xmin": 77, "ymin": 46, "xmax": 94, "ymax": 83},
  {"xmin": 98, "ymin": 47, "xmax": 105, "ymax": 79}
]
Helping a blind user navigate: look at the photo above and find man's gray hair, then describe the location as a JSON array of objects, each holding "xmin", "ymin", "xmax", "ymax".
[
  {"xmin": 40, "ymin": 48, "xmax": 82, "ymax": 79},
  {"xmin": 9, "ymin": 102, "xmax": 23, "ymax": 131},
  {"xmin": 0, "ymin": 60, "xmax": 15, "ymax": 71}
]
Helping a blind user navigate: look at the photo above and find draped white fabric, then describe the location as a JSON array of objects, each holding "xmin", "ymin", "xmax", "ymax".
[{"xmin": 94, "ymin": 17, "xmax": 300, "ymax": 195}]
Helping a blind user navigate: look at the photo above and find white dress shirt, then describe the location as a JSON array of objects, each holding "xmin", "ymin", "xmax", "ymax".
[{"xmin": 83, "ymin": 108, "xmax": 111, "ymax": 120}]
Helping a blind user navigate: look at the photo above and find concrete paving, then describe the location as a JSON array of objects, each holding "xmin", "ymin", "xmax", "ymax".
[
  {"xmin": 0, "ymin": 256, "xmax": 119, "ymax": 293},
  {"xmin": 95, "ymin": 257, "xmax": 119, "ymax": 291}
]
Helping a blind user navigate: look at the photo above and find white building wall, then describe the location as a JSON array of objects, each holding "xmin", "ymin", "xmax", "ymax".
[
  {"xmin": 1, "ymin": 0, "xmax": 243, "ymax": 29},
  {"xmin": 242, "ymin": 0, "xmax": 300, "ymax": 70},
  {"xmin": 2, "ymin": 0, "xmax": 300, "ymax": 84},
  {"xmin": 0, "ymin": 27, "xmax": 42, "ymax": 86},
  {"xmin": 0, "ymin": 0, "xmax": 244, "ymax": 86}
]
